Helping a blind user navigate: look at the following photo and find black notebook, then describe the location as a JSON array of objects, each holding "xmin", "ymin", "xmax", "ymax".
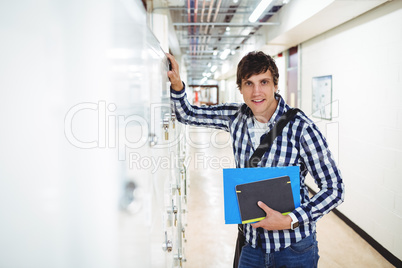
[{"xmin": 235, "ymin": 176, "xmax": 295, "ymax": 224}]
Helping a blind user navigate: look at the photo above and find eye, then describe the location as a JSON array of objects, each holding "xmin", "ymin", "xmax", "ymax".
[{"xmin": 261, "ymin": 80, "xmax": 268, "ymax": 85}]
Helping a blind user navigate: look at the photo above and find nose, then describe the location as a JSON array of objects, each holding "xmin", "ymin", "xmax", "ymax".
[{"xmin": 253, "ymin": 84, "xmax": 262, "ymax": 94}]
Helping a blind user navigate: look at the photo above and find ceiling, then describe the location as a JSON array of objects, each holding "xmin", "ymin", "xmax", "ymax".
[
  {"xmin": 163, "ymin": 0, "xmax": 290, "ymax": 84},
  {"xmin": 149, "ymin": 0, "xmax": 389, "ymax": 85}
]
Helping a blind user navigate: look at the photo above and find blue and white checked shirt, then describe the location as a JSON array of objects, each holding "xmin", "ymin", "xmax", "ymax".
[{"xmin": 171, "ymin": 84, "xmax": 345, "ymax": 253}]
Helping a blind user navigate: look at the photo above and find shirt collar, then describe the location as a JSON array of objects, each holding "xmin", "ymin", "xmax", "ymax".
[
  {"xmin": 244, "ymin": 94, "xmax": 290, "ymax": 126},
  {"xmin": 267, "ymin": 93, "xmax": 289, "ymax": 125}
]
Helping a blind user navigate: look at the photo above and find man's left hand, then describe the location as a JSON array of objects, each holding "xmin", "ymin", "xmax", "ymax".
[{"xmin": 250, "ymin": 201, "xmax": 292, "ymax": 231}]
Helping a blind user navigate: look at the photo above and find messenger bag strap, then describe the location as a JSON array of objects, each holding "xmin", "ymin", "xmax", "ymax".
[{"xmin": 246, "ymin": 108, "xmax": 300, "ymax": 168}]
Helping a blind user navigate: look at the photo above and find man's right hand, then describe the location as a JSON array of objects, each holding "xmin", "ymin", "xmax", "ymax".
[{"xmin": 166, "ymin": 53, "xmax": 184, "ymax": 92}]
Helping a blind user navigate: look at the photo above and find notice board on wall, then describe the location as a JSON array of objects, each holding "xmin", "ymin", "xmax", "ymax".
[{"xmin": 312, "ymin": 75, "xmax": 332, "ymax": 120}]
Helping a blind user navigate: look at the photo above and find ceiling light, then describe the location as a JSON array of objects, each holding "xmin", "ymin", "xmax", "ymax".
[
  {"xmin": 200, "ymin": 77, "xmax": 207, "ymax": 84},
  {"xmin": 249, "ymin": 0, "xmax": 273, "ymax": 23},
  {"xmin": 213, "ymin": 51, "xmax": 218, "ymax": 56},
  {"xmin": 210, "ymin": 65, "xmax": 218, "ymax": 72},
  {"xmin": 220, "ymin": 49, "xmax": 231, "ymax": 60}
]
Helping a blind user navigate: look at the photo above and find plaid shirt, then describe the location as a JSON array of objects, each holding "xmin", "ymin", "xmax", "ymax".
[{"xmin": 171, "ymin": 85, "xmax": 344, "ymax": 253}]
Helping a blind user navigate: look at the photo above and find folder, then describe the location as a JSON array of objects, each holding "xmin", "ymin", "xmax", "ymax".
[
  {"xmin": 235, "ymin": 176, "xmax": 295, "ymax": 224},
  {"xmin": 222, "ymin": 166, "xmax": 300, "ymax": 224}
]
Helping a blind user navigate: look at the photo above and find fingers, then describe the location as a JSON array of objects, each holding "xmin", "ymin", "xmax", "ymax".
[
  {"xmin": 250, "ymin": 202, "xmax": 270, "ymax": 228},
  {"xmin": 251, "ymin": 221, "xmax": 262, "ymax": 228},
  {"xmin": 166, "ymin": 53, "xmax": 176, "ymax": 66},
  {"xmin": 251, "ymin": 203, "xmax": 292, "ymax": 231},
  {"xmin": 257, "ymin": 201, "xmax": 273, "ymax": 215},
  {"xmin": 166, "ymin": 53, "xmax": 183, "ymax": 91},
  {"xmin": 166, "ymin": 53, "xmax": 179, "ymax": 75}
]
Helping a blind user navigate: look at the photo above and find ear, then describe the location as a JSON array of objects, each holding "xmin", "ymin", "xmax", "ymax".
[
  {"xmin": 274, "ymin": 85, "xmax": 278, "ymax": 93},
  {"xmin": 239, "ymin": 87, "xmax": 243, "ymax": 95}
]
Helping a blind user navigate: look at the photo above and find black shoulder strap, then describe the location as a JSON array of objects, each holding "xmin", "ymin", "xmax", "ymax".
[{"xmin": 247, "ymin": 108, "xmax": 301, "ymax": 168}]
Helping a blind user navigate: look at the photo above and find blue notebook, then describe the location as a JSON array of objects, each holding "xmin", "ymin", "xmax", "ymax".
[{"xmin": 223, "ymin": 166, "xmax": 300, "ymax": 224}]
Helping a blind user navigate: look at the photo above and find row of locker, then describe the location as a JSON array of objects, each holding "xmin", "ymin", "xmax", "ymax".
[
  {"xmin": 116, "ymin": 0, "xmax": 191, "ymax": 266},
  {"xmin": 0, "ymin": 0, "xmax": 191, "ymax": 267},
  {"xmin": 120, "ymin": 115, "xmax": 190, "ymax": 267}
]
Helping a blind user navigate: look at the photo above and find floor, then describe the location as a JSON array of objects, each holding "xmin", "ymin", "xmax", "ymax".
[{"xmin": 183, "ymin": 127, "xmax": 394, "ymax": 268}]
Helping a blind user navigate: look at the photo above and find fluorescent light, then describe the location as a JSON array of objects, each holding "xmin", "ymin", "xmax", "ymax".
[
  {"xmin": 220, "ymin": 49, "xmax": 231, "ymax": 60},
  {"xmin": 210, "ymin": 65, "xmax": 218, "ymax": 72},
  {"xmin": 249, "ymin": 0, "xmax": 273, "ymax": 23},
  {"xmin": 200, "ymin": 77, "xmax": 207, "ymax": 84}
]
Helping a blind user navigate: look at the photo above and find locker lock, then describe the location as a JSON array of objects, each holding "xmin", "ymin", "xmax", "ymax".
[
  {"xmin": 120, "ymin": 181, "xmax": 141, "ymax": 214},
  {"xmin": 171, "ymin": 112, "xmax": 176, "ymax": 129},
  {"xmin": 149, "ymin": 133, "xmax": 158, "ymax": 147},
  {"xmin": 180, "ymin": 167, "xmax": 186, "ymax": 181},
  {"xmin": 173, "ymin": 205, "xmax": 178, "ymax": 226},
  {"xmin": 163, "ymin": 116, "xmax": 170, "ymax": 140},
  {"xmin": 182, "ymin": 227, "xmax": 186, "ymax": 239},
  {"xmin": 172, "ymin": 183, "xmax": 181, "ymax": 196},
  {"xmin": 174, "ymin": 252, "xmax": 186, "ymax": 267},
  {"xmin": 167, "ymin": 200, "xmax": 178, "ymax": 226},
  {"xmin": 162, "ymin": 231, "xmax": 173, "ymax": 252}
]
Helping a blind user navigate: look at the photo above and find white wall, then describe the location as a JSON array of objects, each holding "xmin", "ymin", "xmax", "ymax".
[
  {"xmin": 300, "ymin": 0, "xmax": 402, "ymax": 260},
  {"xmin": 275, "ymin": 54, "xmax": 288, "ymax": 103}
]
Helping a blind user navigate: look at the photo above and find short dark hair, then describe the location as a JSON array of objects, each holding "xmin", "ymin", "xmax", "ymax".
[{"xmin": 236, "ymin": 51, "xmax": 279, "ymax": 89}]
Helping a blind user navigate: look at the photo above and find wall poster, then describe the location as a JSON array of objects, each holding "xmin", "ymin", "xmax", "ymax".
[{"xmin": 312, "ymin": 75, "xmax": 332, "ymax": 120}]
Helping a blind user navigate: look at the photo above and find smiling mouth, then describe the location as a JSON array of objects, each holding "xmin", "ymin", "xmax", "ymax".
[{"xmin": 252, "ymin": 99, "xmax": 265, "ymax": 103}]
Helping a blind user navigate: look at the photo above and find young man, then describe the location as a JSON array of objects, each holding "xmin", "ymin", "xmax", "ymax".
[{"xmin": 167, "ymin": 51, "xmax": 344, "ymax": 268}]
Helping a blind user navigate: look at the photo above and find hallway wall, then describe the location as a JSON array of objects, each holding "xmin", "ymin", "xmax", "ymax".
[{"xmin": 299, "ymin": 0, "xmax": 402, "ymax": 260}]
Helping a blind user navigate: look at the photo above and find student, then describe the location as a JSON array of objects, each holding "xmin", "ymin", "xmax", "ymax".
[{"xmin": 167, "ymin": 51, "xmax": 344, "ymax": 268}]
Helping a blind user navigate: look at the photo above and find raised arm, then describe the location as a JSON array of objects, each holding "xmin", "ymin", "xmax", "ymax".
[{"xmin": 167, "ymin": 53, "xmax": 242, "ymax": 132}]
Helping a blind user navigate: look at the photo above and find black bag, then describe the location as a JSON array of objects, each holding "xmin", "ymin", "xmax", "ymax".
[{"xmin": 233, "ymin": 108, "xmax": 300, "ymax": 268}]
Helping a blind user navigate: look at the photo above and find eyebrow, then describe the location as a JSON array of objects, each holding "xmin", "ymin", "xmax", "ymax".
[{"xmin": 243, "ymin": 77, "xmax": 272, "ymax": 83}]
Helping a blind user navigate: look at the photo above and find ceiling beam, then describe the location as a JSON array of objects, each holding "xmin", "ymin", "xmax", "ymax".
[
  {"xmin": 173, "ymin": 22, "xmax": 279, "ymax": 27},
  {"xmin": 180, "ymin": 42, "xmax": 250, "ymax": 46},
  {"xmin": 185, "ymin": 34, "xmax": 260, "ymax": 38}
]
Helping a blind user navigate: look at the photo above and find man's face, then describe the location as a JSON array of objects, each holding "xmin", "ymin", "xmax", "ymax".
[{"xmin": 239, "ymin": 69, "xmax": 278, "ymax": 123}]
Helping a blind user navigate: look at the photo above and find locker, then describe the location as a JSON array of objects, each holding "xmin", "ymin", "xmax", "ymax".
[{"xmin": 0, "ymin": 0, "xmax": 188, "ymax": 267}]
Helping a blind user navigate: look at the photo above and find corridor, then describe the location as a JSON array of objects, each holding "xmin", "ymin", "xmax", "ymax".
[{"xmin": 184, "ymin": 127, "xmax": 394, "ymax": 268}]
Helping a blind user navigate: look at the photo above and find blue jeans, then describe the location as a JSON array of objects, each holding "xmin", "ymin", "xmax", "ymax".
[{"xmin": 238, "ymin": 233, "xmax": 319, "ymax": 268}]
